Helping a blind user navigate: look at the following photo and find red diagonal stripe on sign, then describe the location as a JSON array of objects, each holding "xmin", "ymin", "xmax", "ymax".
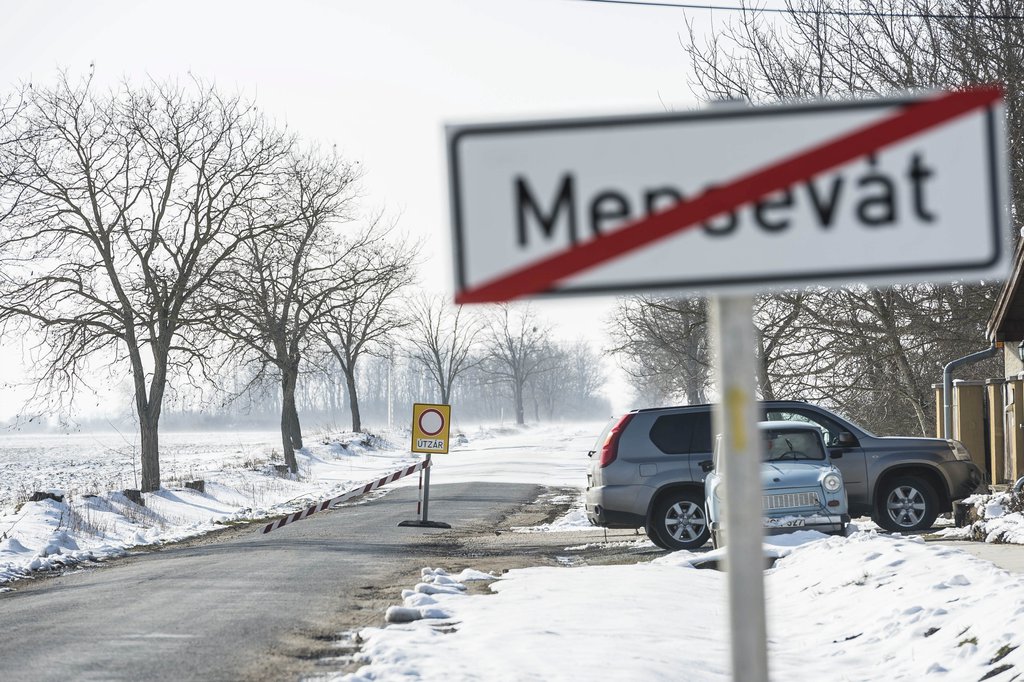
[{"xmin": 454, "ymin": 86, "xmax": 1003, "ymax": 304}]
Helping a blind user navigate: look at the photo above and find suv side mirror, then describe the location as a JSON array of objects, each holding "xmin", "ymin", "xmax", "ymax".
[
  {"xmin": 699, "ymin": 460, "xmax": 714, "ymax": 473},
  {"xmin": 837, "ymin": 431, "xmax": 857, "ymax": 446}
]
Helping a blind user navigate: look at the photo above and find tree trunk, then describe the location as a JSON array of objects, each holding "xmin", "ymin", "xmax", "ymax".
[
  {"xmin": 513, "ymin": 382, "xmax": 525, "ymax": 425},
  {"xmin": 280, "ymin": 367, "xmax": 300, "ymax": 472},
  {"xmin": 345, "ymin": 365, "xmax": 362, "ymax": 432},
  {"xmin": 757, "ymin": 360, "xmax": 776, "ymax": 401},
  {"xmin": 134, "ymin": 352, "xmax": 164, "ymax": 493},
  {"xmin": 139, "ymin": 410, "xmax": 161, "ymax": 492},
  {"xmin": 288, "ymin": 400, "xmax": 303, "ymax": 449}
]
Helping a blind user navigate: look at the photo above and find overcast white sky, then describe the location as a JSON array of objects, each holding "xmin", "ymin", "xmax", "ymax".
[{"xmin": 0, "ymin": 0, "xmax": 731, "ymax": 420}]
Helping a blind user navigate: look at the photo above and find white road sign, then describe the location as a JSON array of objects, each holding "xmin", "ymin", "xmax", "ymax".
[{"xmin": 447, "ymin": 88, "xmax": 1010, "ymax": 303}]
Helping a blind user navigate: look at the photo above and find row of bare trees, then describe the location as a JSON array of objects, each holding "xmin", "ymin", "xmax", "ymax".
[
  {"xmin": 160, "ymin": 299, "xmax": 608, "ymax": 430},
  {"xmin": 611, "ymin": 286, "xmax": 998, "ymax": 435},
  {"xmin": 0, "ymin": 75, "xmax": 425, "ymax": 489},
  {"xmin": 0, "ymin": 75, "xmax": 608, "ymax": 493},
  {"xmin": 609, "ymin": 0, "xmax": 1019, "ymax": 435}
]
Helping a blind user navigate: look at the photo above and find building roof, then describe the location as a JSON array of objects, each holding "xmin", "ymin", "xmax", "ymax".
[{"xmin": 988, "ymin": 237, "xmax": 1024, "ymax": 342}]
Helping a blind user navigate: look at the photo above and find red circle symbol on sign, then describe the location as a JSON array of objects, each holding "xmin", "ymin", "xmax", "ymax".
[{"xmin": 419, "ymin": 408, "xmax": 445, "ymax": 436}]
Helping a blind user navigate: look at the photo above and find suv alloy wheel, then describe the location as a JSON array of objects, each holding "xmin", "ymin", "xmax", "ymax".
[
  {"xmin": 650, "ymin": 490, "xmax": 711, "ymax": 550},
  {"xmin": 874, "ymin": 476, "xmax": 939, "ymax": 532}
]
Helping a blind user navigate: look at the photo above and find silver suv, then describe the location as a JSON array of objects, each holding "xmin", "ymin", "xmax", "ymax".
[{"xmin": 585, "ymin": 400, "xmax": 986, "ymax": 550}]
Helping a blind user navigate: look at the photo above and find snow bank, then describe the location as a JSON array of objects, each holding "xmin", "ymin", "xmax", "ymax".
[
  {"xmin": 341, "ymin": 531, "xmax": 1024, "ymax": 682},
  {"xmin": 938, "ymin": 489, "xmax": 1024, "ymax": 544}
]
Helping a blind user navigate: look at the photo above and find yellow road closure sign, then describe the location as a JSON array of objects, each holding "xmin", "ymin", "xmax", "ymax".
[{"xmin": 411, "ymin": 403, "xmax": 451, "ymax": 454}]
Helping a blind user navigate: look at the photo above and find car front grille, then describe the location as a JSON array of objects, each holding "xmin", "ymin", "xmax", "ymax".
[{"xmin": 763, "ymin": 491, "xmax": 819, "ymax": 510}]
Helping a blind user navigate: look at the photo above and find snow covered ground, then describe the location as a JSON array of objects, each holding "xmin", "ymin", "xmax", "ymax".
[
  {"xmin": 5, "ymin": 421, "xmax": 1024, "ymax": 680},
  {"xmin": 0, "ymin": 428, "xmax": 421, "ymax": 585},
  {"xmin": 0, "ymin": 423, "xmax": 599, "ymax": 586},
  {"xmin": 341, "ymin": 531, "xmax": 1024, "ymax": 682}
]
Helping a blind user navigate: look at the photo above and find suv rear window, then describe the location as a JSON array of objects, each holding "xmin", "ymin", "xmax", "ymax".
[{"xmin": 649, "ymin": 412, "xmax": 712, "ymax": 454}]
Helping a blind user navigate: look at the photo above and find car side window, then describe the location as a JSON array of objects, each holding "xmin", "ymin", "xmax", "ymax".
[
  {"xmin": 764, "ymin": 409, "xmax": 843, "ymax": 447},
  {"xmin": 649, "ymin": 413, "xmax": 712, "ymax": 455}
]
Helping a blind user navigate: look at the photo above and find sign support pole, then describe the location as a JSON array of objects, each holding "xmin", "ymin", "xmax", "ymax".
[
  {"xmin": 711, "ymin": 294, "xmax": 768, "ymax": 682},
  {"xmin": 421, "ymin": 453, "xmax": 433, "ymax": 522},
  {"xmin": 399, "ymin": 452, "xmax": 450, "ymax": 528}
]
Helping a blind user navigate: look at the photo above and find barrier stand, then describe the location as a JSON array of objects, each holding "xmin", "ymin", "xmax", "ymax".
[
  {"xmin": 398, "ymin": 452, "xmax": 451, "ymax": 528},
  {"xmin": 415, "ymin": 464, "xmax": 424, "ymax": 515}
]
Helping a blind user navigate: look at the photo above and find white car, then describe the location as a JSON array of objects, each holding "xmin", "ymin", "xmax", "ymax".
[{"xmin": 704, "ymin": 421, "xmax": 849, "ymax": 548}]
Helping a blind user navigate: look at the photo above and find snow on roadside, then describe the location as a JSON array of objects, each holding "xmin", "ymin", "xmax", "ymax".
[
  {"xmin": 339, "ymin": 531, "xmax": 1024, "ymax": 682},
  {"xmin": 0, "ymin": 429, "xmax": 426, "ymax": 587},
  {"xmin": 0, "ymin": 421, "xmax": 606, "ymax": 588},
  {"xmin": 937, "ymin": 489, "xmax": 1024, "ymax": 544}
]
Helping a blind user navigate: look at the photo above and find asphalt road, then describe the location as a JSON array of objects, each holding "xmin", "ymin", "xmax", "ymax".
[
  {"xmin": 931, "ymin": 537, "xmax": 1024, "ymax": 573},
  {"xmin": 7, "ymin": 479, "xmax": 1024, "ymax": 682},
  {"xmin": 0, "ymin": 481, "xmax": 600, "ymax": 682}
]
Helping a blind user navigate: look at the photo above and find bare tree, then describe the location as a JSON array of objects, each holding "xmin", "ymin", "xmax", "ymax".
[
  {"xmin": 529, "ymin": 338, "xmax": 607, "ymax": 420},
  {"xmin": 609, "ymin": 293, "xmax": 811, "ymax": 404},
  {"xmin": 613, "ymin": 280, "xmax": 994, "ymax": 435},
  {"xmin": 608, "ymin": 296, "xmax": 710, "ymax": 404},
  {"xmin": 405, "ymin": 293, "xmax": 481, "ymax": 404},
  {"xmin": 0, "ymin": 89, "xmax": 25, "ymax": 214},
  {"xmin": 787, "ymin": 284, "xmax": 999, "ymax": 434},
  {"xmin": 676, "ymin": 0, "xmax": 1014, "ymax": 432},
  {"xmin": 685, "ymin": 0, "xmax": 1024, "ymax": 219},
  {"xmin": 322, "ymin": 230, "xmax": 416, "ymax": 432},
  {"xmin": 481, "ymin": 304, "xmax": 553, "ymax": 425},
  {"xmin": 0, "ymin": 74, "xmax": 299, "ymax": 491},
  {"xmin": 207, "ymin": 150, "xmax": 360, "ymax": 471},
  {"xmin": 752, "ymin": 292, "xmax": 813, "ymax": 401}
]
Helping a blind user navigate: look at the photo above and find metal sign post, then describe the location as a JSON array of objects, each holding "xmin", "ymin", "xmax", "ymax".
[
  {"xmin": 419, "ymin": 452, "xmax": 436, "ymax": 523},
  {"xmin": 399, "ymin": 403, "xmax": 452, "ymax": 529},
  {"xmin": 711, "ymin": 295, "xmax": 768, "ymax": 682}
]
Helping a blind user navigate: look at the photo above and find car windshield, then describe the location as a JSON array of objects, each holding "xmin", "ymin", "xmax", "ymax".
[
  {"xmin": 763, "ymin": 429, "xmax": 826, "ymax": 461},
  {"xmin": 821, "ymin": 406, "xmax": 876, "ymax": 437}
]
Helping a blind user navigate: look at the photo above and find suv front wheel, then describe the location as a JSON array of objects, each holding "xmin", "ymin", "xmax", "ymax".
[
  {"xmin": 874, "ymin": 476, "xmax": 939, "ymax": 532},
  {"xmin": 649, "ymin": 490, "xmax": 710, "ymax": 550}
]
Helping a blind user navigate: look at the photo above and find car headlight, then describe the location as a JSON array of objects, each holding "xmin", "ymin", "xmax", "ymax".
[
  {"xmin": 947, "ymin": 440, "xmax": 973, "ymax": 462},
  {"xmin": 822, "ymin": 473, "xmax": 842, "ymax": 493}
]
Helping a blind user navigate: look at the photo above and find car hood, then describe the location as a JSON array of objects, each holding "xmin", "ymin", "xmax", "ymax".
[
  {"xmin": 868, "ymin": 436, "xmax": 949, "ymax": 451},
  {"xmin": 762, "ymin": 461, "xmax": 832, "ymax": 488}
]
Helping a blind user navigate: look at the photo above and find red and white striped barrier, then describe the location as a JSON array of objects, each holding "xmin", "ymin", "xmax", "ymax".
[{"xmin": 261, "ymin": 459, "xmax": 429, "ymax": 534}]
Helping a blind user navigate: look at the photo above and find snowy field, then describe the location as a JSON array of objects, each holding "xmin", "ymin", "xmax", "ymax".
[{"xmin": 5, "ymin": 421, "xmax": 1024, "ymax": 680}]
